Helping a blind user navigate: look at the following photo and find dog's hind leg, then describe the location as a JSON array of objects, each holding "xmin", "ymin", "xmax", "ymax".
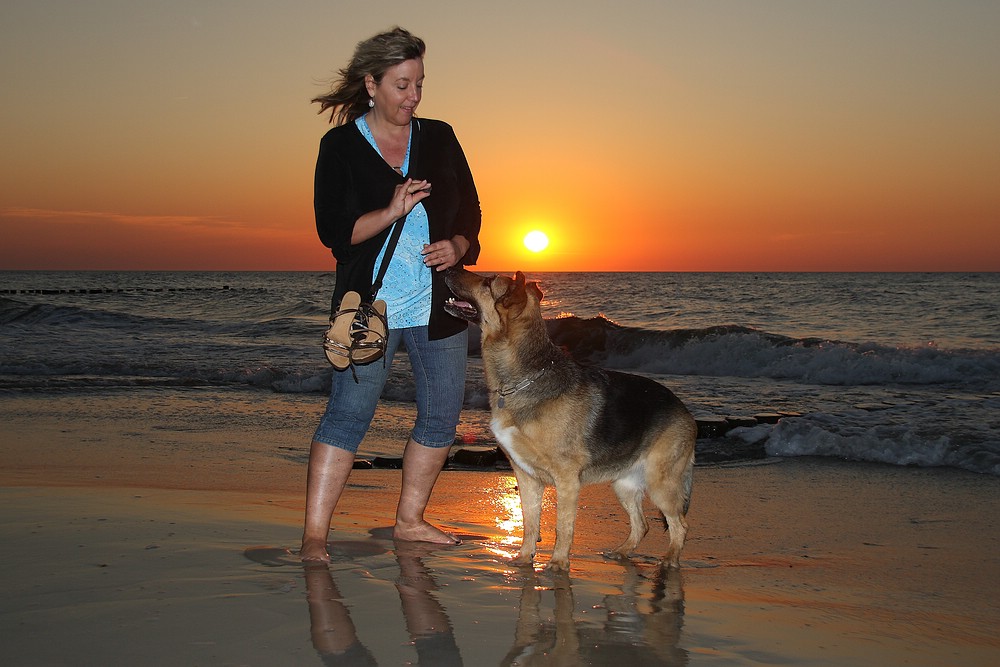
[
  {"xmin": 647, "ymin": 453, "xmax": 694, "ymax": 569},
  {"xmin": 511, "ymin": 465, "xmax": 544, "ymax": 566},
  {"xmin": 657, "ymin": 505, "xmax": 688, "ymax": 569},
  {"xmin": 548, "ymin": 476, "xmax": 581, "ymax": 572},
  {"xmin": 611, "ymin": 474, "xmax": 650, "ymax": 558}
]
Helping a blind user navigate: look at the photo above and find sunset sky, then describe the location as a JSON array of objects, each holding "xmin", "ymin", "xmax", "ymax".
[{"xmin": 2, "ymin": 1, "xmax": 998, "ymax": 272}]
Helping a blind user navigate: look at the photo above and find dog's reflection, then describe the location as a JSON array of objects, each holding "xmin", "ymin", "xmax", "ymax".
[
  {"xmin": 501, "ymin": 563, "xmax": 688, "ymax": 666},
  {"xmin": 304, "ymin": 540, "xmax": 463, "ymax": 666}
]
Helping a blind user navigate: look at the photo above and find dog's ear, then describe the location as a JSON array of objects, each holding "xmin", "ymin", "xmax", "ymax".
[
  {"xmin": 514, "ymin": 271, "xmax": 544, "ymax": 303},
  {"xmin": 499, "ymin": 271, "xmax": 528, "ymax": 309},
  {"xmin": 527, "ymin": 280, "xmax": 543, "ymax": 302}
]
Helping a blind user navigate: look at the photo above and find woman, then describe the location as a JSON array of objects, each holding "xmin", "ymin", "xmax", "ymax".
[{"xmin": 302, "ymin": 27, "xmax": 482, "ymax": 562}]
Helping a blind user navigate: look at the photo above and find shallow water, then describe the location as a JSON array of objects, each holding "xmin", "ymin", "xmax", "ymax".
[{"xmin": 4, "ymin": 473, "xmax": 996, "ymax": 667}]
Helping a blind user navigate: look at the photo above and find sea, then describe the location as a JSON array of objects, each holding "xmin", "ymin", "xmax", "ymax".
[{"xmin": 2, "ymin": 271, "xmax": 998, "ymax": 477}]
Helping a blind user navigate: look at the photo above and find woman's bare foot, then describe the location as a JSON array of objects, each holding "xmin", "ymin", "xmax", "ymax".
[
  {"xmin": 392, "ymin": 520, "xmax": 461, "ymax": 545},
  {"xmin": 300, "ymin": 537, "xmax": 331, "ymax": 562}
]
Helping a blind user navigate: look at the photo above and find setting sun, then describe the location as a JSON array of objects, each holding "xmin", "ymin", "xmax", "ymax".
[{"xmin": 523, "ymin": 230, "xmax": 550, "ymax": 253}]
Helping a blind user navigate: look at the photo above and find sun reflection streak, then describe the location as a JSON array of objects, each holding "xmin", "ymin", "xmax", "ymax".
[{"xmin": 480, "ymin": 475, "xmax": 523, "ymax": 553}]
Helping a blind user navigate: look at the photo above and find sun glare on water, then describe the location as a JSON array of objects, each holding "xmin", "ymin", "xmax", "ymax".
[{"xmin": 523, "ymin": 230, "xmax": 549, "ymax": 253}]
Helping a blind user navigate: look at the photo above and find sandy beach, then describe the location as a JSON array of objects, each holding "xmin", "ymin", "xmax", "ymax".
[{"xmin": 2, "ymin": 390, "xmax": 999, "ymax": 666}]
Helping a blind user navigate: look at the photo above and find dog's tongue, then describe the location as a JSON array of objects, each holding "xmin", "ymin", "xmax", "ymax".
[{"xmin": 444, "ymin": 298, "xmax": 478, "ymax": 319}]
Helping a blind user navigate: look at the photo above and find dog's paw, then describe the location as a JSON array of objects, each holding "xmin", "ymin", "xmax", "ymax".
[
  {"xmin": 662, "ymin": 556, "xmax": 682, "ymax": 570},
  {"xmin": 510, "ymin": 554, "xmax": 534, "ymax": 567},
  {"xmin": 545, "ymin": 558, "xmax": 571, "ymax": 573}
]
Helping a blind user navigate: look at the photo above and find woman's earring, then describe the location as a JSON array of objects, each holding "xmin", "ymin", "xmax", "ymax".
[{"xmin": 368, "ymin": 98, "xmax": 375, "ymax": 108}]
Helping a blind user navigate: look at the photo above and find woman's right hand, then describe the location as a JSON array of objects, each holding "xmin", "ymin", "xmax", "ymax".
[
  {"xmin": 351, "ymin": 178, "xmax": 433, "ymax": 245},
  {"xmin": 388, "ymin": 178, "xmax": 432, "ymax": 220}
]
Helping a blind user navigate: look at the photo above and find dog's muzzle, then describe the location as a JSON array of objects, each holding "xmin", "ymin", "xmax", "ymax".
[{"xmin": 444, "ymin": 298, "xmax": 479, "ymax": 322}]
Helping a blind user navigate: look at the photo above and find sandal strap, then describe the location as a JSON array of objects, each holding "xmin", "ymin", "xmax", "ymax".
[
  {"xmin": 322, "ymin": 336, "xmax": 351, "ymax": 356},
  {"xmin": 332, "ymin": 306, "xmax": 361, "ymax": 319}
]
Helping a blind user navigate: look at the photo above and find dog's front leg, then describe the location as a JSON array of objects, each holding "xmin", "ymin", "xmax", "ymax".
[
  {"xmin": 498, "ymin": 574, "xmax": 542, "ymax": 666},
  {"xmin": 551, "ymin": 572, "xmax": 580, "ymax": 657},
  {"xmin": 548, "ymin": 477, "xmax": 581, "ymax": 572},
  {"xmin": 511, "ymin": 464, "xmax": 544, "ymax": 566}
]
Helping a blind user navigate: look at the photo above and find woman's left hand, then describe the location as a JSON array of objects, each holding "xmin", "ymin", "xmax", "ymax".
[{"xmin": 421, "ymin": 236, "xmax": 470, "ymax": 272}]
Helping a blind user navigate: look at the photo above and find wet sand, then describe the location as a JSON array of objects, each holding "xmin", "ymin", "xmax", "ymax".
[{"xmin": 2, "ymin": 391, "xmax": 999, "ymax": 665}]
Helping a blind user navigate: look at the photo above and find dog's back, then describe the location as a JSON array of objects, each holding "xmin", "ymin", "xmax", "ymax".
[{"xmin": 579, "ymin": 367, "xmax": 693, "ymax": 462}]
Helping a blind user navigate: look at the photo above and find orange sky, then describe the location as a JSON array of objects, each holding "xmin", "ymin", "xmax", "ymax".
[{"xmin": 2, "ymin": 2, "xmax": 999, "ymax": 272}]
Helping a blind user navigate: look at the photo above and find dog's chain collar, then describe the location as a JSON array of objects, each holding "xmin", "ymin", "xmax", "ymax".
[{"xmin": 495, "ymin": 361, "xmax": 554, "ymax": 408}]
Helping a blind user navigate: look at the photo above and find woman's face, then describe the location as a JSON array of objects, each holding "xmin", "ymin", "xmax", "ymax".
[{"xmin": 368, "ymin": 58, "xmax": 424, "ymax": 126}]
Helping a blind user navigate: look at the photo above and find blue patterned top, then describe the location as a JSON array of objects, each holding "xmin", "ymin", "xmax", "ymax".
[{"xmin": 355, "ymin": 115, "xmax": 432, "ymax": 329}]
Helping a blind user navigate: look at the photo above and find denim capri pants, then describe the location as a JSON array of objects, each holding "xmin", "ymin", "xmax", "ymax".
[{"xmin": 313, "ymin": 326, "xmax": 468, "ymax": 452}]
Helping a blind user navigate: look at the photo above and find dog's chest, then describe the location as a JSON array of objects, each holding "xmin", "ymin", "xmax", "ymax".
[{"xmin": 490, "ymin": 416, "xmax": 539, "ymax": 477}]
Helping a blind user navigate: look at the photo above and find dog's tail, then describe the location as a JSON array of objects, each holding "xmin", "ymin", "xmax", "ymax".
[{"xmin": 681, "ymin": 455, "xmax": 694, "ymax": 516}]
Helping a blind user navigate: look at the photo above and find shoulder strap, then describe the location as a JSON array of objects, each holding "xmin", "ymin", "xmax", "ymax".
[
  {"xmin": 370, "ymin": 216, "xmax": 405, "ymax": 299},
  {"xmin": 370, "ymin": 120, "xmax": 420, "ymax": 300}
]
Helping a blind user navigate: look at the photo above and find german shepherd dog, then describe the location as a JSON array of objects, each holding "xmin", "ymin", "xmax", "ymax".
[{"xmin": 444, "ymin": 268, "xmax": 696, "ymax": 571}]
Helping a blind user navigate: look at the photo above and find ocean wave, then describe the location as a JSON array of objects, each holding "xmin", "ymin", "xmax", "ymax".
[
  {"xmin": 0, "ymin": 298, "xmax": 120, "ymax": 327},
  {"xmin": 0, "ymin": 296, "xmax": 199, "ymax": 329},
  {"xmin": 0, "ymin": 295, "xmax": 325, "ymax": 336},
  {"xmin": 764, "ymin": 410, "xmax": 1000, "ymax": 477},
  {"xmin": 530, "ymin": 316, "xmax": 1000, "ymax": 387},
  {"xmin": 254, "ymin": 300, "xmax": 328, "ymax": 321}
]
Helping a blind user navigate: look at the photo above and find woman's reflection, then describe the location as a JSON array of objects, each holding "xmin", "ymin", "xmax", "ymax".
[
  {"xmin": 304, "ymin": 540, "xmax": 463, "ymax": 666},
  {"xmin": 393, "ymin": 540, "xmax": 464, "ymax": 666},
  {"xmin": 304, "ymin": 562, "xmax": 378, "ymax": 666}
]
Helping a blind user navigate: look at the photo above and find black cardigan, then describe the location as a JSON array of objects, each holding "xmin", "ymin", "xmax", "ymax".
[{"xmin": 314, "ymin": 118, "xmax": 482, "ymax": 340}]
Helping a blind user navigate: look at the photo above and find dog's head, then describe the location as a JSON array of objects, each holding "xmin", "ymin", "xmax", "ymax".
[{"xmin": 444, "ymin": 268, "xmax": 543, "ymax": 334}]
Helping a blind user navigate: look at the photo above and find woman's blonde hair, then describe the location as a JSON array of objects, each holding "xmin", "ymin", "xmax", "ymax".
[{"xmin": 313, "ymin": 27, "xmax": 426, "ymax": 126}]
